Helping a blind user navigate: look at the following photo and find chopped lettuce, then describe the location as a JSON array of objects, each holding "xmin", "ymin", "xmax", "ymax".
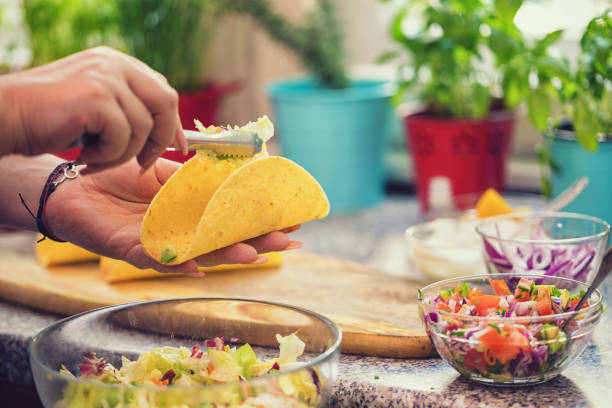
[{"xmin": 58, "ymin": 333, "xmax": 318, "ymax": 408}]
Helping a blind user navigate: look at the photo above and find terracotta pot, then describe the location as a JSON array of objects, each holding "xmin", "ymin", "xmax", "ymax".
[{"xmin": 404, "ymin": 109, "xmax": 514, "ymax": 211}]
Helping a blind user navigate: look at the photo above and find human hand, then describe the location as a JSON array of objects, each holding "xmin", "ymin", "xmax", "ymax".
[
  {"xmin": 44, "ymin": 158, "xmax": 300, "ymax": 275},
  {"xmin": 0, "ymin": 46, "xmax": 186, "ymax": 172}
]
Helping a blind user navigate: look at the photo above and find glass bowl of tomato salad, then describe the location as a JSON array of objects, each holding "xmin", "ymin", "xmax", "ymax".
[{"xmin": 417, "ymin": 273, "xmax": 604, "ymax": 385}]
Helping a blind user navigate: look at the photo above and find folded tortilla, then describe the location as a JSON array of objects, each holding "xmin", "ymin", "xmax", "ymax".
[
  {"xmin": 35, "ymin": 236, "xmax": 99, "ymax": 267},
  {"xmin": 100, "ymin": 252, "xmax": 283, "ymax": 283},
  {"xmin": 141, "ymin": 154, "xmax": 329, "ymax": 265}
]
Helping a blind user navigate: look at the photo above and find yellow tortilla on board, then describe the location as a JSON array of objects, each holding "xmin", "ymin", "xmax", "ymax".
[
  {"xmin": 142, "ymin": 155, "xmax": 329, "ymax": 265},
  {"xmin": 100, "ymin": 252, "xmax": 283, "ymax": 283},
  {"xmin": 35, "ymin": 236, "xmax": 99, "ymax": 267}
]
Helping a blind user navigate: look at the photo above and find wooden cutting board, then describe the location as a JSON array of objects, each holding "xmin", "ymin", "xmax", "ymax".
[{"xmin": 0, "ymin": 251, "xmax": 434, "ymax": 358}]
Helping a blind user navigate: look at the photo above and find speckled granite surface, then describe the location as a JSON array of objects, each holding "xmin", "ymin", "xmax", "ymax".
[{"xmin": 0, "ymin": 196, "xmax": 610, "ymax": 407}]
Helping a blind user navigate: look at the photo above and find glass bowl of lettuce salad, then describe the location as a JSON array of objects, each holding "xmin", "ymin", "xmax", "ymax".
[
  {"xmin": 29, "ymin": 298, "xmax": 341, "ymax": 408},
  {"xmin": 476, "ymin": 212, "xmax": 610, "ymax": 284},
  {"xmin": 417, "ymin": 274, "xmax": 605, "ymax": 386}
]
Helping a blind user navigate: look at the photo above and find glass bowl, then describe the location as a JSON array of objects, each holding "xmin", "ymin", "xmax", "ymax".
[
  {"xmin": 476, "ymin": 212, "xmax": 610, "ymax": 284},
  {"xmin": 417, "ymin": 274, "xmax": 604, "ymax": 386},
  {"xmin": 405, "ymin": 217, "xmax": 487, "ymax": 282},
  {"xmin": 30, "ymin": 298, "xmax": 341, "ymax": 408}
]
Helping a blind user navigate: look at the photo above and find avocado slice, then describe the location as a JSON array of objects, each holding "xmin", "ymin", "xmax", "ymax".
[{"xmin": 560, "ymin": 289, "xmax": 571, "ymax": 309}]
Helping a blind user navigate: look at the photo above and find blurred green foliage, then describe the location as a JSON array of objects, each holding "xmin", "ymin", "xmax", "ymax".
[
  {"xmin": 558, "ymin": 8, "xmax": 612, "ymax": 150},
  {"xmin": 216, "ymin": 0, "xmax": 349, "ymax": 89},
  {"xmin": 19, "ymin": 0, "xmax": 347, "ymax": 90},
  {"xmin": 22, "ymin": 0, "xmax": 123, "ymax": 66},
  {"xmin": 379, "ymin": 0, "xmax": 563, "ymax": 121},
  {"xmin": 21, "ymin": 0, "xmax": 222, "ymax": 90},
  {"xmin": 114, "ymin": 0, "xmax": 221, "ymax": 91}
]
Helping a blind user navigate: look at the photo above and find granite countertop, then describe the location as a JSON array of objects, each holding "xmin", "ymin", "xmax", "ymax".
[{"xmin": 0, "ymin": 195, "xmax": 610, "ymax": 408}]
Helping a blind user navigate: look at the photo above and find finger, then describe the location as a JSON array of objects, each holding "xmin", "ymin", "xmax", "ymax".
[
  {"xmin": 105, "ymin": 77, "xmax": 154, "ymax": 165},
  {"xmin": 194, "ymin": 243, "xmax": 259, "ymax": 267},
  {"xmin": 243, "ymin": 231, "xmax": 292, "ymax": 253},
  {"xmin": 120, "ymin": 66, "xmax": 180, "ymax": 168},
  {"xmin": 127, "ymin": 246, "xmax": 202, "ymax": 275},
  {"xmin": 152, "ymin": 157, "xmax": 181, "ymax": 185},
  {"xmin": 175, "ymin": 122, "xmax": 188, "ymax": 155},
  {"xmin": 78, "ymin": 99, "xmax": 131, "ymax": 165}
]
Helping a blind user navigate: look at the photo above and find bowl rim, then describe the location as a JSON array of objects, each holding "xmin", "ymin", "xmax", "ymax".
[
  {"xmin": 475, "ymin": 211, "xmax": 611, "ymax": 245},
  {"xmin": 417, "ymin": 273, "xmax": 603, "ymax": 323},
  {"xmin": 405, "ymin": 218, "xmax": 485, "ymax": 251},
  {"xmin": 29, "ymin": 297, "xmax": 342, "ymax": 392}
]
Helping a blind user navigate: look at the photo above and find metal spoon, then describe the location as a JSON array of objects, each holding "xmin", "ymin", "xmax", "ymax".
[
  {"xmin": 545, "ymin": 177, "xmax": 589, "ymax": 213},
  {"xmin": 561, "ymin": 246, "xmax": 612, "ymax": 331},
  {"xmin": 509, "ymin": 177, "xmax": 589, "ymax": 239}
]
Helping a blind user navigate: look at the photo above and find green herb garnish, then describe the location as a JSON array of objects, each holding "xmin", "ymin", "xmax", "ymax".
[
  {"xmin": 450, "ymin": 331, "xmax": 465, "ymax": 337},
  {"xmin": 374, "ymin": 375, "xmax": 380, "ymax": 380},
  {"xmin": 529, "ymin": 281, "xmax": 536, "ymax": 296},
  {"xmin": 417, "ymin": 289, "xmax": 423, "ymax": 301},
  {"xmin": 551, "ymin": 287, "xmax": 562, "ymax": 297},
  {"xmin": 487, "ymin": 323, "xmax": 502, "ymax": 334},
  {"xmin": 160, "ymin": 244, "xmax": 177, "ymax": 264},
  {"xmin": 460, "ymin": 282, "xmax": 469, "ymax": 298}
]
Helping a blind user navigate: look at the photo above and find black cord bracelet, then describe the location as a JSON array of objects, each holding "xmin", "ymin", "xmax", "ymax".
[{"xmin": 19, "ymin": 161, "xmax": 78, "ymax": 243}]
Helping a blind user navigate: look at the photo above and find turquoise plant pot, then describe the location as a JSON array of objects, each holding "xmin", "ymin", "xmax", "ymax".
[
  {"xmin": 268, "ymin": 78, "xmax": 395, "ymax": 212},
  {"xmin": 550, "ymin": 128, "xmax": 612, "ymax": 225}
]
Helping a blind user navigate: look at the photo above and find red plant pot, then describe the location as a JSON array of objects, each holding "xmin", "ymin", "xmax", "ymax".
[
  {"xmin": 404, "ymin": 110, "xmax": 514, "ymax": 211},
  {"xmin": 178, "ymin": 81, "xmax": 240, "ymax": 130}
]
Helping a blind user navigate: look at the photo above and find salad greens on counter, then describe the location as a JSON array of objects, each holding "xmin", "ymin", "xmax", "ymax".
[{"xmin": 58, "ymin": 333, "xmax": 321, "ymax": 408}]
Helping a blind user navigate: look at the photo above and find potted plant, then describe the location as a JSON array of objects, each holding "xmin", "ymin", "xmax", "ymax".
[
  {"xmin": 380, "ymin": 0, "xmax": 563, "ymax": 211},
  {"xmin": 543, "ymin": 9, "xmax": 612, "ymax": 224},
  {"xmin": 113, "ymin": 0, "xmax": 239, "ymax": 131},
  {"xmin": 218, "ymin": 0, "xmax": 396, "ymax": 212},
  {"xmin": 22, "ymin": 0, "xmax": 236, "ymax": 133}
]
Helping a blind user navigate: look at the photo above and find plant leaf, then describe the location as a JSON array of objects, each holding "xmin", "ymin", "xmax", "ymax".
[
  {"xmin": 494, "ymin": 0, "xmax": 523, "ymax": 22},
  {"xmin": 534, "ymin": 29, "xmax": 564, "ymax": 55},
  {"xmin": 376, "ymin": 50, "xmax": 399, "ymax": 64},
  {"xmin": 391, "ymin": 8, "xmax": 408, "ymax": 43},
  {"xmin": 574, "ymin": 95, "xmax": 601, "ymax": 152},
  {"xmin": 526, "ymin": 88, "xmax": 551, "ymax": 131}
]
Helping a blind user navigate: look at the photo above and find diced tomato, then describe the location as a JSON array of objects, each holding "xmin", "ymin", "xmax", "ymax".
[
  {"xmin": 570, "ymin": 299, "xmax": 590, "ymax": 309},
  {"xmin": 450, "ymin": 287, "xmax": 462, "ymax": 304},
  {"xmin": 489, "ymin": 279, "xmax": 512, "ymax": 296},
  {"xmin": 503, "ymin": 324, "xmax": 531, "ymax": 353},
  {"xmin": 466, "ymin": 288, "xmax": 481, "ymax": 300},
  {"xmin": 463, "ymin": 349, "xmax": 489, "ymax": 372},
  {"xmin": 480, "ymin": 324, "xmax": 530, "ymax": 364},
  {"xmin": 437, "ymin": 303, "xmax": 452, "ymax": 312},
  {"xmin": 151, "ymin": 377, "xmax": 168, "ymax": 387},
  {"xmin": 470, "ymin": 295, "xmax": 501, "ymax": 316},
  {"xmin": 514, "ymin": 278, "xmax": 533, "ymax": 302},
  {"xmin": 535, "ymin": 287, "xmax": 553, "ymax": 316}
]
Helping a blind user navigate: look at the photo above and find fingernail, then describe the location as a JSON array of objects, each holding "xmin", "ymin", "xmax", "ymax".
[
  {"xmin": 281, "ymin": 225, "xmax": 301, "ymax": 233},
  {"xmin": 249, "ymin": 256, "xmax": 268, "ymax": 265},
  {"xmin": 185, "ymin": 270, "xmax": 206, "ymax": 277},
  {"xmin": 285, "ymin": 241, "xmax": 302, "ymax": 250}
]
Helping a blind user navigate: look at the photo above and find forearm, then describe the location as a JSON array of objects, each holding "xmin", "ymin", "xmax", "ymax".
[
  {"xmin": 0, "ymin": 154, "xmax": 63, "ymax": 231},
  {"xmin": 0, "ymin": 74, "xmax": 24, "ymax": 156}
]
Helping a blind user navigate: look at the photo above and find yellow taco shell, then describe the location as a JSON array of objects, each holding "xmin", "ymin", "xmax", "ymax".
[
  {"xmin": 100, "ymin": 252, "xmax": 283, "ymax": 283},
  {"xmin": 36, "ymin": 235, "xmax": 99, "ymax": 267},
  {"xmin": 141, "ymin": 155, "xmax": 329, "ymax": 265}
]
